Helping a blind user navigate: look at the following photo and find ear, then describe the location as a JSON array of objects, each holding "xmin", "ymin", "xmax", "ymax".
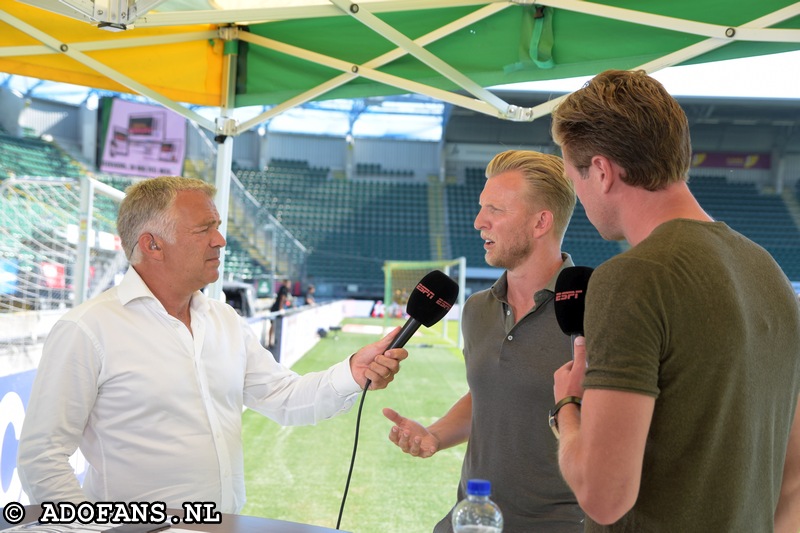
[
  {"xmin": 137, "ymin": 233, "xmax": 162, "ymax": 256},
  {"xmin": 591, "ymin": 155, "xmax": 619, "ymax": 194},
  {"xmin": 530, "ymin": 209, "xmax": 554, "ymax": 238}
]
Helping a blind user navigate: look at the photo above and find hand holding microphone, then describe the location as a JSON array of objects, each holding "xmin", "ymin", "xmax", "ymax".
[
  {"xmin": 553, "ymin": 266, "xmax": 593, "ymax": 359},
  {"xmin": 552, "ymin": 266, "xmax": 593, "ymax": 405},
  {"xmin": 356, "ymin": 270, "xmax": 459, "ymax": 390},
  {"xmin": 553, "ymin": 334, "xmax": 589, "ymax": 405},
  {"xmin": 351, "ymin": 328, "xmax": 408, "ymax": 390}
]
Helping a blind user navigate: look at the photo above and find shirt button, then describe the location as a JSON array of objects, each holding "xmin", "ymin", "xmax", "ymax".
[
  {"xmin": 507, "ymin": 335, "xmax": 513, "ymax": 341},
  {"xmin": 506, "ymin": 310, "xmax": 511, "ymax": 315}
]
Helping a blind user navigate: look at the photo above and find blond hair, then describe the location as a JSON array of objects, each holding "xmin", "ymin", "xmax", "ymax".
[{"xmin": 485, "ymin": 150, "xmax": 575, "ymax": 240}]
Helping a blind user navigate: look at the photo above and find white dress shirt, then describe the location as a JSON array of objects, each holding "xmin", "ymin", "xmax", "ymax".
[{"xmin": 18, "ymin": 267, "xmax": 361, "ymax": 513}]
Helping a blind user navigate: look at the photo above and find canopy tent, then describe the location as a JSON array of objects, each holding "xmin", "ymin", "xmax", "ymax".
[
  {"xmin": 3, "ymin": 1, "xmax": 800, "ymax": 127},
  {"xmin": 2, "ymin": 0, "xmax": 800, "ymax": 299}
]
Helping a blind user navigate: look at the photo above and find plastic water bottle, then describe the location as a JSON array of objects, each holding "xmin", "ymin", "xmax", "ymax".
[{"xmin": 452, "ymin": 478, "xmax": 504, "ymax": 533}]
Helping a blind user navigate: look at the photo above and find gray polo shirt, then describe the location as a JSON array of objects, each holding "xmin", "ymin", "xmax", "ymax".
[{"xmin": 435, "ymin": 254, "xmax": 584, "ymax": 532}]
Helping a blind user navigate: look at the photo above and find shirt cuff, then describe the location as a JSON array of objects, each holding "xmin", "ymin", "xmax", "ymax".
[{"xmin": 329, "ymin": 356, "xmax": 361, "ymax": 396}]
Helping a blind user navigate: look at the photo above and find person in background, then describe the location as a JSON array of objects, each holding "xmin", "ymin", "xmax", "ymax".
[
  {"xmin": 303, "ymin": 284, "xmax": 316, "ymax": 306},
  {"xmin": 17, "ymin": 176, "xmax": 407, "ymax": 514},
  {"xmin": 270, "ymin": 287, "xmax": 289, "ymax": 313},
  {"xmin": 278, "ymin": 278, "xmax": 293, "ymax": 308},
  {"xmin": 550, "ymin": 69, "xmax": 800, "ymax": 532},
  {"xmin": 383, "ymin": 150, "xmax": 584, "ymax": 531},
  {"xmin": 268, "ymin": 287, "xmax": 289, "ymax": 348}
]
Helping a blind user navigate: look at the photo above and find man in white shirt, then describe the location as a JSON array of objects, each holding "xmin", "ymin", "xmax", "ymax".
[{"xmin": 17, "ymin": 176, "xmax": 407, "ymax": 514}]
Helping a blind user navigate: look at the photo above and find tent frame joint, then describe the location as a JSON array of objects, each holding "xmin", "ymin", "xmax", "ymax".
[
  {"xmin": 219, "ymin": 25, "xmax": 240, "ymax": 40},
  {"xmin": 503, "ymin": 105, "xmax": 537, "ymax": 122},
  {"xmin": 215, "ymin": 116, "xmax": 238, "ymax": 137}
]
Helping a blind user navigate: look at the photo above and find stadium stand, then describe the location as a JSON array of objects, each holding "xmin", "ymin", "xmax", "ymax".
[
  {"xmin": 355, "ymin": 162, "xmax": 415, "ymax": 178},
  {"xmin": 445, "ymin": 167, "xmax": 484, "ymax": 268},
  {"xmin": 562, "ymin": 203, "xmax": 625, "ymax": 268},
  {"xmin": 690, "ymin": 175, "xmax": 800, "ymax": 280},
  {"xmin": 0, "ymin": 133, "xmax": 83, "ymax": 181},
  {"xmin": 224, "ymin": 234, "xmax": 269, "ymax": 282},
  {"xmin": 2, "ymin": 136, "xmax": 800, "ymax": 307},
  {"xmin": 237, "ymin": 161, "xmax": 429, "ymax": 297}
]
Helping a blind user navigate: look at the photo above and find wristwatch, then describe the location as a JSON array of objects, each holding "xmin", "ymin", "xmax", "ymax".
[{"xmin": 548, "ymin": 396, "xmax": 582, "ymax": 439}]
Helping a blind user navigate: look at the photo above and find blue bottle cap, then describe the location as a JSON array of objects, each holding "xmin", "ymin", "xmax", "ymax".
[{"xmin": 466, "ymin": 479, "xmax": 491, "ymax": 496}]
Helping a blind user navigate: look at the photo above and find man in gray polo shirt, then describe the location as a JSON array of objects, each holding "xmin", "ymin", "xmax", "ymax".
[{"xmin": 383, "ymin": 150, "xmax": 584, "ymax": 532}]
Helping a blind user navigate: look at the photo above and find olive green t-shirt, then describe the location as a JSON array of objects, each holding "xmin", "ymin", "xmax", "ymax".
[{"xmin": 582, "ymin": 219, "xmax": 800, "ymax": 532}]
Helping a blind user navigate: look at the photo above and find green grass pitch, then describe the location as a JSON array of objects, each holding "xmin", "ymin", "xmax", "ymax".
[{"xmin": 241, "ymin": 317, "xmax": 469, "ymax": 532}]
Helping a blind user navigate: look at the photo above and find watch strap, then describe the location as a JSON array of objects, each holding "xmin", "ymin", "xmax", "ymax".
[{"xmin": 548, "ymin": 395, "xmax": 582, "ymax": 439}]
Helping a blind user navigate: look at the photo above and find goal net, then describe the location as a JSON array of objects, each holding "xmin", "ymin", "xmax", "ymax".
[{"xmin": 382, "ymin": 257, "xmax": 466, "ymax": 349}]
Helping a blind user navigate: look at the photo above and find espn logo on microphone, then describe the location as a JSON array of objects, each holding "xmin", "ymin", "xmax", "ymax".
[
  {"xmin": 435, "ymin": 298, "xmax": 452, "ymax": 311},
  {"xmin": 416, "ymin": 282, "xmax": 454, "ymax": 311},
  {"xmin": 416, "ymin": 282, "xmax": 435, "ymax": 299},
  {"xmin": 555, "ymin": 289, "xmax": 584, "ymax": 301}
]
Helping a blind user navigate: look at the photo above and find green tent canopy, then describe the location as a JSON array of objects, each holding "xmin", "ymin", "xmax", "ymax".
[{"xmin": 4, "ymin": 0, "xmax": 800, "ymax": 128}]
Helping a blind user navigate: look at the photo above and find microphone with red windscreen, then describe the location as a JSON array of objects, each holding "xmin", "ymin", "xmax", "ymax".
[{"xmin": 554, "ymin": 266, "xmax": 594, "ymax": 357}]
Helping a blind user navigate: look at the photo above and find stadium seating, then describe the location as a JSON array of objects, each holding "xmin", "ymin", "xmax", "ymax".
[
  {"xmin": 445, "ymin": 168, "xmax": 485, "ymax": 267},
  {"xmin": 235, "ymin": 163, "xmax": 800, "ymax": 294},
  {"xmin": 2, "ymin": 135, "xmax": 800, "ymax": 307},
  {"xmin": 562, "ymin": 203, "xmax": 624, "ymax": 268},
  {"xmin": 0, "ymin": 133, "xmax": 83, "ymax": 180},
  {"xmin": 223, "ymin": 235, "xmax": 269, "ymax": 282},
  {"xmin": 691, "ymin": 175, "xmax": 800, "ymax": 279},
  {"xmin": 355, "ymin": 162, "xmax": 414, "ymax": 178},
  {"xmin": 237, "ymin": 161, "xmax": 430, "ymax": 296}
]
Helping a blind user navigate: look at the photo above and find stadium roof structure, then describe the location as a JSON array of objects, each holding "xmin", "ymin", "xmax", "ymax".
[{"xmin": 2, "ymin": 0, "xmax": 800, "ymax": 296}]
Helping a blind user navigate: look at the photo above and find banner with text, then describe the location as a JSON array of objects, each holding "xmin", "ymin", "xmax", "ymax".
[
  {"xmin": 691, "ymin": 152, "xmax": 771, "ymax": 170},
  {"xmin": 100, "ymin": 99, "xmax": 187, "ymax": 178}
]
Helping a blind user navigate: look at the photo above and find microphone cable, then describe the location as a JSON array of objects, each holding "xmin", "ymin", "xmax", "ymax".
[
  {"xmin": 333, "ymin": 269, "xmax": 459, "ymax": 529},
  {"xmin": 335, "ymin": 378, "xmax": 372, "ymax": 530}
]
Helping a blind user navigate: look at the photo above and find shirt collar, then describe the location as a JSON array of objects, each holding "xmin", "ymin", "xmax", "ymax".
[
  {"xmin": 117, "ymin": 266, "xmax": 158, "ymax": 306},
  {"xmin": 546, "ymin": 252, "xmax": 575, "ymax": 292},
  {"xmin": 117, "ymin": 266, "xmax": 210, "ymax": 315},
  {"xmin": 489, "ymin": 252, "xmax": 576, "ymax": 303}
]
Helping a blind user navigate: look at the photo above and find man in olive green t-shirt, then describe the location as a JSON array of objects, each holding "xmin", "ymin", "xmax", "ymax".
[{"xmin": 549, "ymin": 69, "xmax": 800, "ymax": 532}]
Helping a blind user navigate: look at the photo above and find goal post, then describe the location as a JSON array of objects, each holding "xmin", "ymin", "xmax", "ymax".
[{"xmin": 382, "ymin": 257, "xmax": 466, "ymax": 349}]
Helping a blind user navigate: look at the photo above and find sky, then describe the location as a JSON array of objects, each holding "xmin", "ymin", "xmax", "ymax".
[{"xmin": 494, "ymin": 50, "xmax": 800, "ymax": 99}]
